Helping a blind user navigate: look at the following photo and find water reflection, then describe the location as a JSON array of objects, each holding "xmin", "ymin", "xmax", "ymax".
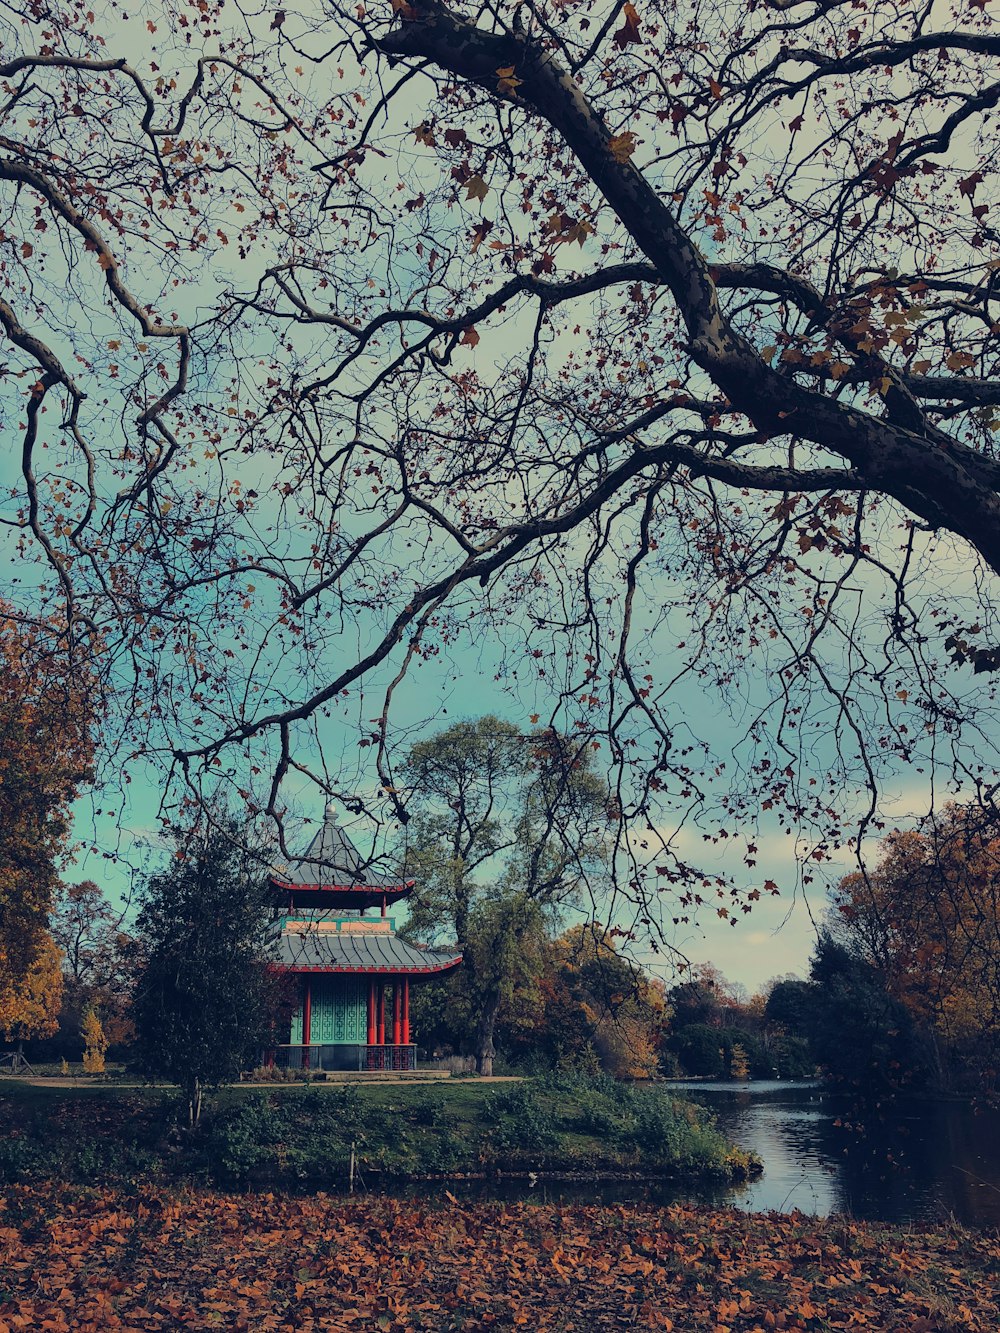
[
  {"xmin": 403, "ymin": 1081, "xmax": 1000, "ymax": 1227},
  {"xmin": 671, "ymin": 1080, "xmax": 1000, "ymax": 1227}
]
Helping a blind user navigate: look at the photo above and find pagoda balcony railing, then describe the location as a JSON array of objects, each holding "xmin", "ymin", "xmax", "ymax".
[{"xmin": 273, "ymin": 1043, "xmax": 416, "ymax": 1072}]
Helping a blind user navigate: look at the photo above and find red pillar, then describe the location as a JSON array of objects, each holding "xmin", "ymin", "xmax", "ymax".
[
  {"xmin": 302, "ymin": 976, "xmax": 312, "ymax": 1070},
  {"xmin": 367, "ymin": 980, "xmax": 376, "ymax": 1046},
  {"xmin": 377, "ymin": 982, "xmax": 386, "ymax": 1046},
  {"xmin": 392, "ymin": 981, "xmax": 402, "ymax": 1046},
  {"xmin": 402, "ymin": 978, "xmax": 410, "ymax": 1046},
  {"xmin": 381, "ymin": 893, "xmax": 387, "ymax": 919}
]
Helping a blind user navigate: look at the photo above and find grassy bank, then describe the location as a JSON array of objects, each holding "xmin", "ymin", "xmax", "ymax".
[
  {"xmin": 1, "ymin": 1185, "xmax": 997, "ymax": 1331},
  {"xmin": 0, "ymin": 1074, "xmax": 758, "ymax": 1187}
]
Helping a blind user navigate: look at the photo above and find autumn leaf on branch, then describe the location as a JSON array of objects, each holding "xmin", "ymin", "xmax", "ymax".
[
  {"xmin": 613, "ymin": 2, "xmax": 642, "ymax": 48},
  {"xmin": 2, "ymin": 0, "xmax": 1000, "ymax": 947},
  {"xmin": 608, "ymin": 132, "xmax": 637, "ymax": 163},
  {"xmin": 496, "ymin": 65, "xmax": 523, "ymax": 97}
]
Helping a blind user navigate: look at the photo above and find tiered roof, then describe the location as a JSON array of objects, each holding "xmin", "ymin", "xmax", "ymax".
[
  {"xmin": 270, "ymin": 805, "xmax": 461, "ymax": 977},
  {"xmin": 269, "ymin": 805, "xmax": 413, "ymax": 911},
  {"xmin": 277, "ymin": 928, "xmax": 462, "ymax": 976}
]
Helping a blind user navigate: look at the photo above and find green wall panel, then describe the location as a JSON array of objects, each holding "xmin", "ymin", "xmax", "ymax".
[
  {"xmin": 290, "ymin": 977, "xmax": 367, "ymax": 1044},
  {"xmin": 314, "ymin": 976, "xmax": 367, "ymax": 1043}
]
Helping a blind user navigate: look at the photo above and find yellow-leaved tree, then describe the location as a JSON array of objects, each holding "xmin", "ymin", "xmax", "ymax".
[
  {"xmin": 0, "ymin": 933, "xmax": 63, "ymax": 1068},
  {"xmin": 0, "ymin": 610, "xmax": 94, "ymax": 944},
  {"xmin": 81, "ymin": 1006, "xmax": 109, "ymax": 1075}
]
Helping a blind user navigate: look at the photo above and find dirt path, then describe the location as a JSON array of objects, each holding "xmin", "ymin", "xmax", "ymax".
[{"xmin": 4, "ymin": 1074, "xmax": 522, "ymax": 1090}]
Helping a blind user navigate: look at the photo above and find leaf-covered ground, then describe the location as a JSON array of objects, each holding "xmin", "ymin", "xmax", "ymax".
[{"xmin": 1, "ymin": 1187, "xmax": 998, "ymax": 1332}]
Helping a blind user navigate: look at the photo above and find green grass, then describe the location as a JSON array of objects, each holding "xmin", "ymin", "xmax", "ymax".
[{"xmin": 0, "ymin": 1073, "xmax": 758, "ymax": 1188}]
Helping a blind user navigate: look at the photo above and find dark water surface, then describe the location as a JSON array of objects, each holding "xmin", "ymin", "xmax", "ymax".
[
  {"xmin": 415, "ymin": 1081, "xmax": 1000, "ymax": 1226},
  {"xmin": 673, "ymin": 1079, "xmax": 1000, "ymax": 1227}
]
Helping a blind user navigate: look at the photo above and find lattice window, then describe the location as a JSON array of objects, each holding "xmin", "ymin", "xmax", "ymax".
[{"xmin": 311, "ymin": 977, "xmax": 366, "ymax": 1043}]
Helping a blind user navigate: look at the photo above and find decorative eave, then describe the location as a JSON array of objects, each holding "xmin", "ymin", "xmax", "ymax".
[
  {"xmin": 268, "ymin": 877, "xmax": 414, "ymax": 909},
  {"xmin": 272, "ymin": 957, "xmax": 462, "ymax": 977},
  {"xmin": 272, "ymin": 928, "xmax": 462, "ymax": 978}
]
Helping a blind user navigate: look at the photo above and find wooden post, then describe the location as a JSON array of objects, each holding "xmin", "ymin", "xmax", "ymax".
[
  {"xmin": 302, "ymin": 976, "xmax": 312, "ymax": 1070},
  {"xmin": 392, "ymin": 981, "xmax": 402, "ymax": 1046},
  {"xmin": 402, "ymin": 977, "xmax": 410, "ymax": 1046}
]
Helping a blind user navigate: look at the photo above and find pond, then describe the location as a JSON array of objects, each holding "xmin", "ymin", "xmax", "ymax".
[
  {"xmin": 415, "ymin": 1081, "xmax": 1000, "ymax": 1227},
  {"xmin": 670, "ymin": 1079, "xmax": 1000, "ymax": 1227}
]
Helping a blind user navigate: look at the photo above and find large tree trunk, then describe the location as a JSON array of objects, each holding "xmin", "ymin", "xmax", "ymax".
[
  {"xmin": 379, "ymin": 1, "xmax": 1000, "ymax": 577},
  {"xmin": 475, "ymin": 990, "xmax": 502, "ymax": 1077}
]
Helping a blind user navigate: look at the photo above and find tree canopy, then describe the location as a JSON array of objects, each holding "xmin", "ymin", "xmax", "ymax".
[
  {"xmin": 50, "ymin": 879, "xmax": 135, "ymax": 1053},
  {"xmin": 3, "ymin": 0, "xmax": 1000, "ymax": 927},
  {"xmin": 400, "ymin": 716, "xmax": 613, "ymax": 1071},
  {"xmin": 0, "ymin": 931, "xmax": 63, "ymax": 1047},
  {"xmin": 0, "ymin": 604, "xmax": 94, "ymax": 987},
  {"xmin": 830, "ymin": 803, "xmax": 1000, "ymax": 1091},
  {"xmin": 51, "ymin": 880, "xmax": 129, "ymax": 991}
]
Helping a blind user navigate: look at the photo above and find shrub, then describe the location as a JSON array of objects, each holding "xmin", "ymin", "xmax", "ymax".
[
  {"xmin": 479, "ymin": 1081, "xmax": 561, "ymax": 1151},
  {"xmin": 202, "ymin": 1095, "xmax": 285, "ymax": 1180}
]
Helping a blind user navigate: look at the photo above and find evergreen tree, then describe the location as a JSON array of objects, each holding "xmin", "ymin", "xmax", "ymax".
[
  {"xmin": 132, "ymin": 816, "xmax": 279, "ymax": 1126},
  {"xmin": 806, "ymin": 934, "xmax": 931, "ymax": 1097}
]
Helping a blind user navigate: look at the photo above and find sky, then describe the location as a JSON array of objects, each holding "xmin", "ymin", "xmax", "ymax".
[
  {"xmin": 3, "ymin": 0, "xmax": 998, "ymax": 999},
  {"xmin": 52, "ymin": 606, "xmax": 950, "ymax": 996}
]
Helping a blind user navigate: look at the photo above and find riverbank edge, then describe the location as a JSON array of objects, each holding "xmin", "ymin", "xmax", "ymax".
[{"xmin": 669, "ymin": 1074, "xmax": 1000, "ymax": 1109}]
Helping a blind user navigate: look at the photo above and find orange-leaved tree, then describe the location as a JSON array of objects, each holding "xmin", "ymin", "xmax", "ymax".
[
  {"xmin": 530, "ymin": 925, "xmax": 668, "ymax": 1079},
  {"xmin": 831, "ymin": 803, "xmax": 1000, "ymax": 1091},
  {"xmin": 0, "ymin": 932, "xmax": 63, "ymax": 1052}
]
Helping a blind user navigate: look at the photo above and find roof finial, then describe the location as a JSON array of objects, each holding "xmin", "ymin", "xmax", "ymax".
[{"xmin": 325, "ymin": 800, "xmax": 337, "ymax": 819}]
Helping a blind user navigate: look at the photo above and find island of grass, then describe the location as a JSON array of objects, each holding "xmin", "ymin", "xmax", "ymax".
[{"xmin": 0, "ymin": 1072, "xmax": 760, "ymax": 1188}]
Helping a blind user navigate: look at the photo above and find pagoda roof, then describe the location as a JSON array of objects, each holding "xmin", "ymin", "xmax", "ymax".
[
  {"xmin": 270, "ymin": 805, "xmax": 408, "ymax": 898},
  {"xmin": 274, "ymin": 928, "xmax": 462, "ymax": 977}
]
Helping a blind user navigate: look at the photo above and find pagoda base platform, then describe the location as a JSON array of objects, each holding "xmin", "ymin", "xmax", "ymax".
[{"xmin": 272, "ymin": 1042, "xmax": 418, "ymax": 1073}]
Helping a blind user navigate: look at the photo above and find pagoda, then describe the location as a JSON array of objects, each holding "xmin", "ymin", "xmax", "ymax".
[{"xmin": 268, "ymin": 805, "xmax": 461, "ymax": 1071}]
